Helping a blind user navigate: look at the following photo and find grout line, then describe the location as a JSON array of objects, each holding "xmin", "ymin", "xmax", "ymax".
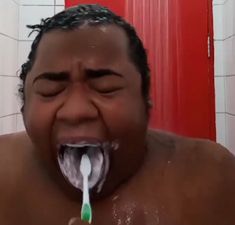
[
  {"xmin": 21, "ymin": 4, "xmax": 65, "ymax": 6},
  {"xmin": 214, "ymin": 34, "xmax": 235, "ymax": 42},
  {"xmin": 225, "ymin": 75, "xmax": 235, "ymax": 78},
  {"xmin": 11, "ymin": 0, "xmax": 19, "ymax": 5},
  {"xmin": 21, "ymin": 4, "xmax": 56, "ymax": 6},
  {"xmin": 0, "ymin": 32, "xmax": 18, "ymax": 41},
  {"xmin": 0, "ymin": 113, "xmax": 21, "ymax": 119},
  {"xmin": 0, "ymin": 75, "xmax": 19, "ymax": 78},
  {"xmin": 226, "ymin": 112, "xmax": 235, "ymax": 117},
  {"xmin": 213, "ymin": 0, "xmax": 229, "ymax": 6},
  {"xmin": 18, "ymin": 39, "xmax": 33, "ymax": 42},
  {"xmin": 215, "ymin": 75, "xmax": 235, "ymax": 77},
  {"xmin": 215, "ymin": 112, "xmax": 235, "ymax": 119}
]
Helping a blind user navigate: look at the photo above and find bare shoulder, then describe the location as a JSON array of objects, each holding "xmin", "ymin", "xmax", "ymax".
[
  {"xmin": 0, "ymin": 132, "xmax": 33, "ymax": 190},
  {"xmin": 147, "ymin": 128, "xmax": 235, "ymax": 169},
  {"xmin": 0, "ymin": 131, "xmax": 32, "ymax": 162},
  {"xmin": 148, "ymin": 130, "xmax": 235, "ymax": 224},
  {"xmin": 0, "ymin": 131, "xmax": 31, "ymax": 146}
]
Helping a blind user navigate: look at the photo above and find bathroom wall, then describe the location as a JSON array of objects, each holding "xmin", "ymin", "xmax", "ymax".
[
  {"xmin": 0, "ymin": 0, "xmax": 65, "ymax": 135},
  {"xmin": 213, "ymin": 0, "xmax": 235, "ymax": 153},
  {"xmin": 1, "ymin": 0, "xmax": 235, "ymax": 154},
  {"xmin": 0, "ymin": 0, "xmax": 20, "ymax": 134}
]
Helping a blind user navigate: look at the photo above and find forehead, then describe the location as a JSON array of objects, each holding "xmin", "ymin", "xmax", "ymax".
[{"xmin": 33, "ymin": 25, "xmax": 131, "ymax": 71}]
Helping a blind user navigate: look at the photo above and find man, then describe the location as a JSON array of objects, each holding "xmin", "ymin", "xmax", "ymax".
[{"xmin": 0, "ymin": 4, "xmax": 235, "ymax": 225}]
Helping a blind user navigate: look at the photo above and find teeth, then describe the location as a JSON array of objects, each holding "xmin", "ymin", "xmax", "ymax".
[{"xmin": 63, "ymin": 143, "xmax": 101, "ymax": 148}]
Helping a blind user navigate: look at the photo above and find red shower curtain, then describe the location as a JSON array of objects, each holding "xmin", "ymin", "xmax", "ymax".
[
  {"xmin": 65, "ymin": 0, "xmax": 216, "ymax": 140},
  {"xmin": 65, "ymin": 0, "xmax": 125, "ymax": 17}
]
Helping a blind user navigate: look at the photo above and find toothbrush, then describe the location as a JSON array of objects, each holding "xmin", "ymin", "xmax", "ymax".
[{"xmin": 80, "ymin": 154, "xmax": 92, "ymax": 224}]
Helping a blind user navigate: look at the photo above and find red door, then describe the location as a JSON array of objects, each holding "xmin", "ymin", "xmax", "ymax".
[{"xmin": 65, "ymin": 0, "xmax": 215, "ymax": 140}]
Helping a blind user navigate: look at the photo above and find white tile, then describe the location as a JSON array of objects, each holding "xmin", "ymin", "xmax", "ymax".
[
  {"xmin": 225, "ymin": 76, "xmax": 235, "ymax": 114},
  {"xmin": 19, "ymin": 5, "xmax": 54, "ymax": 41},
  {"xmin": 0, "ymin": 115, "xmax": 17, "ymax": 135},
  {"xmin": 12, "ymin": 0, "xmax": 20, "ymax": 5},
  {"xmin": 0, "ymin": 117, "xmax": 2, "ymax": 135},
  {"xmin": 16, "ymin": 114, "xmax": 25, "ymax": 132},
  {"xmin": 215, "ymin": 77, "xmax": 225, "ymax": 112},
  {"xmin": 55, "ymin": 0, "xmax": 64, "ymax": 5},
  {"xmin": 0, "ymin": 77, "xmax": 3, "ymax": 116},
  {"xmin": 223, "ymin": 0, "xmax": 234, "ymax": 39},
  {"xmin": 55, "ymin": 5, "xmax": 65, "ymax": 14},
  {"xmin": 214, "ymin": 41, "xmax": 225, "ymax": 75},
  {"xmin": 213, "ymin": 0, "xmax": 234, "ymax": 40},
  {"xmin": 216, "ymin": 113, "xmax": 226, "ymax": 146},
  {"xmin": 18, "ymin": 41, "xmax": 32, "ymax": 70},
  {"xmin": 233, "ymin": 1, "xmax": 235, "ymax": 36},
  {"xmin": 0, "ymin": 76, "xmax": 21, "ymax": 117},
  {"xmin": 213, "ymin": 0, "xmax": 227, "ymax": 5},
  {"xmin": 231, "ymin": 36, "xmax": 235, "ymax": 75},
  {"xmin": 225, "ymin": 114, "xmax": 235, "ymax": 155},
  {"xmin": 213, "ymin": 5, "xmax": 224, "ymax": 40},
  {"xmin": 0, "ymin": 35, "xmax": 18, "ymax": 76},
  {"xmin": 0, "ymin": 0, "xmax": 19, "ymax": 39},
  {"xmin": 223, "ymin": 37, "xmax": 233, "ymax": 75},
  {"xmin": 0, "ymin": 36, "xmax": 4, "ymax": 75},
  {"xmin": 21, "ymin": 0, "xmax": 54, "ymax": 5}
]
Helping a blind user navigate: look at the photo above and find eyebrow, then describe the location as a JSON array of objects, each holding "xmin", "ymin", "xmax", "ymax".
[
  {"xmin": 33, "ymin": 68, "xmax": 123, "ymax": 84},
  {"xmin": 86, "ymin": 69, "xmax": 123, "ymax": 78},
  {"xmin": 33, "ymin": 72, "xmax": 69, "ymax": 84}
]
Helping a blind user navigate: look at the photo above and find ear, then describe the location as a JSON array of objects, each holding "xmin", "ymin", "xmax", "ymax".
[
  {"xmin": 147, "ymin": 99, "xmax": 153, "ymax": 108},
  {"xmin": 21, "ymin": 105, "xmax": 28, "ymax": 132}
]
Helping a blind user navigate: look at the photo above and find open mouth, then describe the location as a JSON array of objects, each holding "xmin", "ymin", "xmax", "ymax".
[{"xmin": 57, "ymin": 142, "xmax": 113, "ymax": 193}]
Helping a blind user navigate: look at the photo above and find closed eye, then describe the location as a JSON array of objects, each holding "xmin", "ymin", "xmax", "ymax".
[
  {"xmin": 33, "ymin": 80, "xmax": 67, "ymax": 98},
  {"xmin": 89, "ymin": 76, "xmax": 126, "ymax": 95}
]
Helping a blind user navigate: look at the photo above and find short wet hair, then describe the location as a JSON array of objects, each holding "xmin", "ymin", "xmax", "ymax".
[{"xmin": 19, "ymin": 4, "xmax": 150, "ymax": 110}]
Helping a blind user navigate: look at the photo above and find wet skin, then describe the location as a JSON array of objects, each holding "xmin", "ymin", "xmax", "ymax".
[
  {"xmin": 0, "ymin": 25, "xmax": 235, "ymax": 225},
  {"xmin": 23, "ymin": 25, "xmax": 148, "ymax": 199},
  {"xmin": 1, "ymin": 130, "xmax": 235, "ymax": 225}
]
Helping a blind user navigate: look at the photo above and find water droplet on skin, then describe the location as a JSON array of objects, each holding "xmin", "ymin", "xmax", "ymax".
[
  {"xmin": 125, "ymin": 216, "xmax": 131, "ymax": 225},
  {"xmin": 112, "ymin": 195, "xmax": 119, "ymax": 201},
  {"xmin": 117, "ymin": 219, "xmax": 122, "ymax": 225},
  {"xmin": 111, "ymin": 141, "xmax": 120, "ymax": 151},
  {"xmin": 68, "ymin": 217, "xmax": 79, "ymax": 225},
  {"xmin": 154, "ymin": 210, "xmax": 160, "ymax": 224},
  {"xmin": 99, "ymin": 26, "xmax": 108, "ymax": 33}
]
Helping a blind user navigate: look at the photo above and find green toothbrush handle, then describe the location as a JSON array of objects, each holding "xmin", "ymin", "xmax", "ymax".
[{"xmin": 81, "ymin": 203, "xmax": 92, "ymax": 224}]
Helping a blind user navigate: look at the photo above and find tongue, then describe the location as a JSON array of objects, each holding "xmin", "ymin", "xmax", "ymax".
[{"xmin": 57, "ymin": 145, "xmax": 109, "ymax": 192}]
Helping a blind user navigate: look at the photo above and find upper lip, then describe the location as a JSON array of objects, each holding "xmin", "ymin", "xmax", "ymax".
[{"xmin": 56, "ymin": 137, "xmax": 104, "ymax": 149}]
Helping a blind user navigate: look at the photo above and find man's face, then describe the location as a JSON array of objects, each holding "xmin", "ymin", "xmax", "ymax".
[{"xmin": 23, "ymin": 25, "xmax": 148, "ymax": 196}]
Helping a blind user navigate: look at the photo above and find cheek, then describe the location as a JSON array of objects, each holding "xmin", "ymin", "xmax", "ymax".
[
  {"xmin": 23, "ymin": 98, "xmax": 59, "ymax": 144},
  {"xmin": 97, "ymin": 94, "xmax": 148, "ymax": 139}
]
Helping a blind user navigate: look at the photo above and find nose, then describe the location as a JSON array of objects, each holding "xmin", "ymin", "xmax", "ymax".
[
  {"xmin": 56, "ymin": 60, "xmax": 99, "ymax": 126},
  {"xmin": 56, "ymin": 85, "xmax": 99, "ymax": 126}
]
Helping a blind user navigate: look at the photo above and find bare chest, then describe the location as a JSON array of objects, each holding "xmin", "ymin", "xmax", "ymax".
[{"xmin": 0, "ymin": 180, "xmax": 174, "ymax": 225}]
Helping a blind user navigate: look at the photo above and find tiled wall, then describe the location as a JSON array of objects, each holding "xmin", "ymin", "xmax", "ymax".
[
  {"xmin": 0, "ymin": 0, "xmax": 65, "ymax": 135},
  {"xmin": 213, "ymin": 0, "xmax": 235, "ymax": 154},
  {"xmin": 0, "ymin": 0, "xmax": 20, "ymax": 134},
  {"xmin": 1, "ymin": 0, "xmax": 234, "ymax": 151}
]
